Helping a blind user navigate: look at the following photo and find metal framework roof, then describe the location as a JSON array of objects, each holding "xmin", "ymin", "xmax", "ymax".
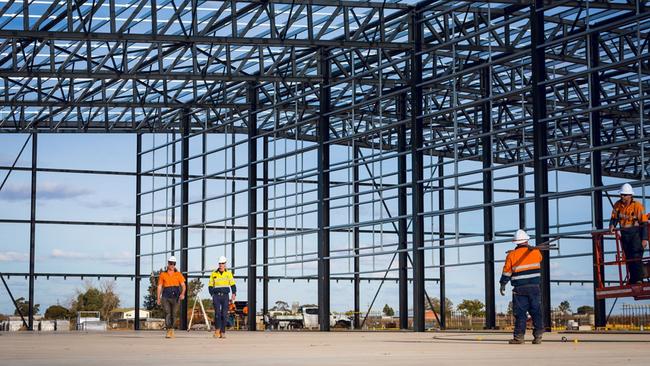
[{"xmin": 0, "ymin": 0, "xmax": 647, "ymax": 179}]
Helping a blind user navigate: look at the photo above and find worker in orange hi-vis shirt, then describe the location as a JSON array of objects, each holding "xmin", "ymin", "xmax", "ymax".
[
  {"xmin": 609, "ymin": 183, "xmax": 648, "ymax": 284},
  {"xmin": 157, "ymin": 256, "xmax": 186, "ymax": 339},
  {"xmin": 499, "ymin": 229, "xmax": 544, "ymax": 345}
]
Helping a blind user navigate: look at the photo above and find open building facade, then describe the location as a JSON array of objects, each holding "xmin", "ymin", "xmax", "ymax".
[{"xmin": 0, "ymin": 0, "xmax": 649, "ymax": 332}]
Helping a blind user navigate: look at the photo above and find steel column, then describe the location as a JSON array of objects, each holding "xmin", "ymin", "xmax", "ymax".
[
  {"xmin": 171, "ymin": 132, "xmax": 176, "ymax": 255},
  {"xmin": 262, "ymin": 136, "xmax": 269, "ymax": 320},
  {"xmin": 317, "ymin": 47, "xmax": 331, "ymax": 331},
  {"xmin": 134, "ymin": 133, "xmax": 142, "ymax": 330},
  {"xmin": 262, "ymin": 136, "xmax": 269, "ymax": 315},
  {"xmin": 231, "ymin": 126, "xmax": 237, "ymax": 272},
  {"xmin": 397, "ymin": 94, "xmax": 409, "ymax": 330},
  {"xmin": 201, "ymin": 131, "xmax": 207, "ymax": 273},
  {"xmin": 589, "ymin": 31, "xmax": 607, "ymax": 328},
  {"xmin": 247, "ymin": 82, "xmax": 258, "ymax": 331},
  {"xmin": 410, "ymin": 10, "xmax": 425, "ymax": 332},
  {"xmin": 180, "ymin": 110, "xmax": 190, "ymax": 330},
  {"xmin": 353, "ymin": 144, "xmax": 361, "ymax": 329},
  {"xmin": 531, "ymin": 0, "xmax": 551, "ymax": 331},
  {"xmin": 438, "ymin": 156, "xmax": 446, "ymax": 329},
  {"xmin": 481, "ymin": 67, "xmax": 496, "ymax": 329},
  {"xmin": 28, "ymin": 132, "xmax": 37, "ymax": 331},
  {"xmin": 518, "ymin": 165, "xmax": 526, "ymax": 230}
]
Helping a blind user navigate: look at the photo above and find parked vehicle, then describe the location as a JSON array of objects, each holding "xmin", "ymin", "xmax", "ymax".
[{"xmin": 267, "ymin": 306, "xmax": 351, "ymax": 330}]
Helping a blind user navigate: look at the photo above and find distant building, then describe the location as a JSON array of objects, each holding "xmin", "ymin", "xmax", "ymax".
[{"xmin": 109, "ymin": 308, "xmax": 150, "ymax": 321}]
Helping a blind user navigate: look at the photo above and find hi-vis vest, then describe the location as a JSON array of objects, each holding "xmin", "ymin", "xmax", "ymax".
[
  {"xmin": 208, "ymin": 270, "xmax": 236, "ymax": 293},
  {"xmin": 610, "ymin": 199, "xmax": 647, "ymax": 228},
  {"xmin": 500, "ymin": 246, "xmax": 542, "ymax": 288}
]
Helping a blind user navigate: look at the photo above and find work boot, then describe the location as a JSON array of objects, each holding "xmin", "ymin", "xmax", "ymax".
[
  {"xmin": 170, "ymin": 329, "xmax": 175, "ymax": 338},
  {"xmin": 532, "ymin": 336, "xmax": 542, "ymax": 345},
  {"xmin": 220, "ymin": 331, "xmax": 225, "ymax": 339},
  {"xmin": 165, "ymin": 329, "xmax": 172, "ymax": 339},
  {"xmin": 508, "ymin": 336, "xmax": 524, "ymax": 344},
  {"xmin": 213, "ymin": 330, "xmax": 221, "ymax": 338}
]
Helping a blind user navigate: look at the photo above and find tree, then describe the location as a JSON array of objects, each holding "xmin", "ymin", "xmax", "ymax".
[
  {"xmin": 70, "ymin": 281, "xmax": 121, "ymax": 320},
  {"xmin": 99, "ymin": 281, "xmax": 120, "ymax": 320},
  {"xmin": 14, "ymin": 297, "xmax": 40, "ymax": 316},
  {"xmin": 273, "ymin": 301, "xmax": 289, "ymax": 312},
  {"xmin": 506, "ymin": 301, "xmax": 513, "ymax": 316},
  {"xmin": 558, "ymin": 300, "xmax": 571, "ymax": 314},
  {"xmin": 44, "ymin": 305, "xmax": 70, "ymax": 320},
  {"xmin": 426, "ymin": 297, "xmax": 454, "ymax": 315},
  {"xmin": 457, "ymin": 299, "xmax": 485, "ymax": 317},
  {"xmin": 577, "ymin": 305, "xmax": 594, "ymax": 315},
  {"xmin": 187, "ymin": 278, "xmax": 204, "ymax": 300},
  {"xmin": 382, "ymin": 304, "xmax": 395, "ymax": 317},
  {"xmin": 457, "ymin": 299, "xmax": 485, "ymax": 329},
  {"xmin": 144, "ymin": 269, "xmax": 165, "ymax": 318}
]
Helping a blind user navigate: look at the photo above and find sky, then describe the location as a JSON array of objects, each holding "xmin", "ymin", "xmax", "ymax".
[{"xmin": 1, "ymin": 133, "xmax": 648, "ymax": 320}]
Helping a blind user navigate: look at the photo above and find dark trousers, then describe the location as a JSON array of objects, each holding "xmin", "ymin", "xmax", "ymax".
[
  {"xmin": 513, "ymin": 285, "xmax": 544, "ymax": 338},
  {"xmin": 161, "ymin": 297, "xmax": 179, "ymax": 329},
  {"xmin": 213, "ymin": 293, "xmax": 229, "ymax": 332},
  {"xmin": 620, "ymin": 228, "xmax": 645, "ymax": 284}
]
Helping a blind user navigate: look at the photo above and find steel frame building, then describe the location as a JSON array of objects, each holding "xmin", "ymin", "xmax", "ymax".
[{"xmin": 0, "ymin": 0, "xmax": 649, "ymax": 332}]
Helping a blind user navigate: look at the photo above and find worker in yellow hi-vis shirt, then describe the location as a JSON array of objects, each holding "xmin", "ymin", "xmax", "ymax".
[{"xmin": 208, "ymin": 256, "xmax": 236, "ymax": 338}]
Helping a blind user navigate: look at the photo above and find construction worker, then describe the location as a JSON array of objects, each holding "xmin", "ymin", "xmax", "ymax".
[
  {"xmin": 609, "ymin": 183, "xmax": 648, "ymax": 284},
  {"xmin": 499, "ymin": 229, "xmax": 544, "ymax": 344},
  {"xmin": 156, "ymin": 256, "xmax": 186, "ymax": 339},
  {"xmin": 208, "ymin": 256, "xmax": 236, "ymax": 338}
]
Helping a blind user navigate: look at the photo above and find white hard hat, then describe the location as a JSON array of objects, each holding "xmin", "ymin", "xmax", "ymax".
[
  {"xmin": 619, "ymin": 183, "xmax": 634, "ymax": 196},
  {"xmin": 168, "ymin": 256, "xmax": 177, "ymax": 263},
  {"xmin": 218, "ymin": 256, "xmax": 227, "ymax": 264},
  {"xmin": 512, "ymin": 229, "xmax": 530, "ymax": 245}
]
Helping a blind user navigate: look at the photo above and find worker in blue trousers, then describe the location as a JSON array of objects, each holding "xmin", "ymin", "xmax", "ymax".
[{"xmin": 208, "ymin": 256, "xmax": 236, "ymax": 338}]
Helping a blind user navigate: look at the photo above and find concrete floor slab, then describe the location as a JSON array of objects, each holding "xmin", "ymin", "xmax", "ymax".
[{"xmin": 1, "ymin": 331, "xmax": 649, "ymax": 365}]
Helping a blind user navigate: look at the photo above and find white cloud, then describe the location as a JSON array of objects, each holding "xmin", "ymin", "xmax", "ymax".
[
  {"xmin": 50, "ymin": 249, "xmax": 132, "ymax": 266},
  {"xmin": 0, "ymin": 181, "xmax": 92, "ymax": 201},
  {"xmin": 81, "ymin": 199, "xmax": 126, "ymax": 209},
  {"xmin": 0, "ymin": 251, "xmax": 29, "ymax": 262},
  {"xmin": 50, "ymin": 249, "xmax": 87, "ymax": 260}
]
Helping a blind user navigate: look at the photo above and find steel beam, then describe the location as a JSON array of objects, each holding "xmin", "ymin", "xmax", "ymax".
[
  {"xmin": 1, "ymin": 274, "xmax": 28, "ymax": 329},
  {"xmin": 397, "ymin": 94, "xmax": 409, "ymax": 330},
  {"xmin": 28, "ymin": 132, "xmax": 37, "ymax": 331},
  {"xmin": 0, "ymin": 31, "xmax": 410, "ymax": 51},
  {"xmin": 317, "ymin": 47, "xmax": 331, "ymax": 332},
  {"xmin": 180, "ymin": 110, "xmax": 190, "ymax": 330},
  {"xmin": 134, "ymin": 133, "xmax": 142, "ymax": 331},
  {"xmin": 247, "ymin": 82, "xmax": 258, "ymax": 331},
  {"xmin": 531, "ymin": 0, "xmax": 552, "ymax": 331},
  {"xmin": 410, "ymin": 10, "xmax": 425, "ymax": 333}
]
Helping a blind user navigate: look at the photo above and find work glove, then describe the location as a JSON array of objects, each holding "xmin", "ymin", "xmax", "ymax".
[{"xmin": 499, "ymin": 284, "xmax": 506, "ymax": 296}]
